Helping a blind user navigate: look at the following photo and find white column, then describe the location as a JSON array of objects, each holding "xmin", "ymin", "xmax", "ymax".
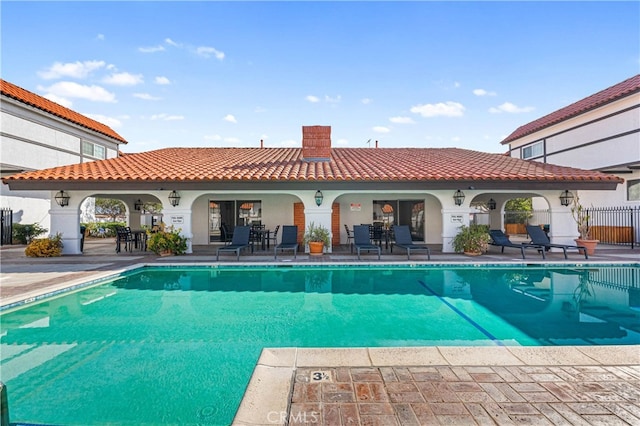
[
  {"xmin": 162, "ymin": 207, "xmax": 193, "ymax": 254},
  {"xmin": 50, "ymin": 204, "xmax": 82, "ymax": 255},
  {"xmin": 441, "ymin": 207, "xmax": 471, "ymax": 253}
]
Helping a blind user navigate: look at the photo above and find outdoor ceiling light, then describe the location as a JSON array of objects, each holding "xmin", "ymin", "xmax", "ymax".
[
  {"xmin": 315, "ymin": 190, "xmax": 324, "ymax": 207},
  {"xmin": 54, "ymin": 190, "xmax": 70, "ymax": 207},
  {"xmin": 134, "ymin": 199, "xmax": 143, "ymax": 211},
  {"xmin": 487, "ymin": 198, "xmax": 497, "ymax": 210},
  {"xmin": 559, "ymin": 190, "xmax": 573, "ymax": 207},
  {"xmin": 453, "ymin": 189, "xmax": 465, "ymax": 206},
  {"xmin": 168, "ymin": 190, "xmax": 181, "ymax": 207}
]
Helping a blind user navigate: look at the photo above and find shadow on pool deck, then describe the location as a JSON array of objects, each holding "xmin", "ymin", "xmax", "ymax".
[{"xmin": 1, "ymin": 238, "xmax": 639, "ymax": 425}]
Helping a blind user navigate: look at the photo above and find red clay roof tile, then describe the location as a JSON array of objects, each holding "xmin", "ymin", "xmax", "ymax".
[
  {"xmin": 3, "ymin": 147, "xmax": 622, "ymax": 185},
  {"xmin": 501, "ymin": 74, "xmax": 640, "ymax": 144},
  {"xmin": 1, "ymin": 79, "xmax": 127, "ymax": 144}
]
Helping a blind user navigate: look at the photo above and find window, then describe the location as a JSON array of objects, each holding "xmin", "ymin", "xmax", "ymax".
[
  {"xmin": 522, "ymin": 141, "xmax": 543, "ymax": 159},
  {"xmin": 628, "ymin": 179, "xmax": 640, "ymax": 201},
  {"xmin": 82, "ymin": 141, "xmax": 106, "ymax": 159}
]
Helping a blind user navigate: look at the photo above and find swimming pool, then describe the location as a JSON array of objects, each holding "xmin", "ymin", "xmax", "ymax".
[{"xmin": 1, "ymin": 264, "xmax": 638, "ymax": 425}]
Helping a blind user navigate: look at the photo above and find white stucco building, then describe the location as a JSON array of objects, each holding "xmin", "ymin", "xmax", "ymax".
[
  {"xmin": 0, "ymin": 79, "xmax": 127, "ymax": 231},
  {"xmin": 502, "ymin": 74, "xmax": 640, "ymax": 208}
]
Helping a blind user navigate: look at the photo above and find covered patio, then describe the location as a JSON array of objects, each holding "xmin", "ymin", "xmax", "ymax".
[{"xmin": 2, "ymin": 126, "xmax": 622, "ymax": 256}]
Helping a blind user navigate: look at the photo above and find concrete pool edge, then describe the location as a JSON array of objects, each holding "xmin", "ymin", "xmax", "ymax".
[{"xmin": 232, "ymin": 345, "xmax": 640, "ymax": 425}]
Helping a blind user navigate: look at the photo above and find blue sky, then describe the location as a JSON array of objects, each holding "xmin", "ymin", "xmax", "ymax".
[{"xmin": 2, "ymin": 1, "xmax": 639, "ymax": 154}]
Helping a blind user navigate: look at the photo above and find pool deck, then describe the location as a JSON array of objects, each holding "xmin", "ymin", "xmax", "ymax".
[{"xmin": 1, "ymin": 239, "xmax": 639, "ymax": 425}]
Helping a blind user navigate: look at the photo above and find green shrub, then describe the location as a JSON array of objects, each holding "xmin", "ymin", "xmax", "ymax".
[
  {"xmin": 147, "ymin": 224, "xmax": 188, "ymax": 255},
  {"xmin": 452, "ymin": 224, "xmax": 490, "ymax": 254},
  {"xmin": 13, "ymin": 223, "xmax": 48, "ymax": 244},
  {"xmin": 25, "ymin": 233, "xmax": 63, "ymax": 257},
  {"xmin": 84, "ymin": 222, "xmax": 124, "ymax": 238}
]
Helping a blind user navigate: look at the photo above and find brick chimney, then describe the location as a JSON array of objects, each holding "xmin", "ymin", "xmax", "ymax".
[{"xmin": 302, "ymin": 125, "xmax": 331, "ymax": 161}]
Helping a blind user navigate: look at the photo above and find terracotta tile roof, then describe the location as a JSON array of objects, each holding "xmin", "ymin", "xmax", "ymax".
[
  {"xmin": 501, "ymin": 74, "xmax": 640, "ymax": 144},
  {"xmin": 0, "ymin": 79, "xmax": 127, "ymax": 144},
  {"xmin": 3, "ymin": 147, "xmax": 622, "ymax": 186}
]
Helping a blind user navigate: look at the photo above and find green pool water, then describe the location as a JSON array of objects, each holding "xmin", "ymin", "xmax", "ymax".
[{"xmin": 1, "ymin": 265, "xmax": 638, "ymax": 425}]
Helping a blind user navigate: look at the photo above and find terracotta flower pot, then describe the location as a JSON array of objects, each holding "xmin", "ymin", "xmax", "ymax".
[
  {"xmin": 575, "ymin": 239, "xmax": 599, "ymax": 256},
  {"xmin": 308, "ymin": 241, "xmax": 324, "ymax": 255}
]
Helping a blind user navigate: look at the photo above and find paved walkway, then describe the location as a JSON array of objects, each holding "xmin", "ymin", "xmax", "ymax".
[{"xmin": 1, "ymin": 239, "xmax": 639, "ymax": 425}]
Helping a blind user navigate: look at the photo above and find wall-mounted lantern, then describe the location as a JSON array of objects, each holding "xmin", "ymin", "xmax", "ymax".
[
  {"xmin": 487, "ymin": 198, "xmax": 497, "ymax": 210},
  {"xmin": 134, "ymin": 199, "xmax": 143, "ymax": 211},
  {"xmin": 168, "ymin": 190, "xmax": 181, "ymax": 207},
  {"xmin": 453, "ymin": 189, "xmax": 465, "ymax": 206},
  {"xmin": 559, "ymin": 190, "xmax": 573, "ymax": 207},
  {"xmin": 55, "ymin": 190, "xmax": 70, "ymax": 207},
  {"xmin": 315, "ymin": 190, "xmax": 324, "ymax": 207}
]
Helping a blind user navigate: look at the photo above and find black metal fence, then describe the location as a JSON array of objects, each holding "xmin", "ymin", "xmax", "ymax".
[
  {"xmin": 585, "ymin": 206, "xmax": 640, "ymax": 249},
  {"xmin": 1, "ymin": 208, "xmax": 12, "ymax": 246}
]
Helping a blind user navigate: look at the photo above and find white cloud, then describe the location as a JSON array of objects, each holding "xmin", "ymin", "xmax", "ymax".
[
  {"xmin": 454, "ymin": 81, "xmax": 461, "ymax": 88},
  {"xmin": 96, "ymin": 34, "xmax": 105, "ymax": 41},
  {"xmin": 204, "ymin": 134, "xmax": 222, "ymax": 141},
  {"xmin": 40, "ymin": 81, "xmax": 116, "ymax": 103},
  {"xmin": 489, "ymin": 102, "xmax": 535, "ymax": 114},
  {"xmin": 373, "ymin": 126, "xmax": 390, "ymax": 133},
  {"xmin": 224, "ymin": 137, "xmax": 241, "ymax": 143},
  {"xmin": 473, "ymin": 88, "xmax": 497, "ymax": 96},
  {"xmin": 139, "ymin": 45, "xmax": 165, "ymax": 53},
  {"xmin": 150, "ymin": 113, "xmax": 184, "ymax": 121},
  {"xmin": 306, "ymin": 95, "xmax": 320, "ymax": 103},
  {"xmin": 165, "ymin": 38, "xmax": 181, "ymax": 47},
  {"xmin": 335, "ymin": 138, "xmax": 349, "ymax": 146},
  {"xmin": 133, "ymin": 93, "xmax": 161, "ymax": 101},
  {"xmin": 361, "ymin": 98, "xmax": 372, "ymax": 105},
  {"xmin": 324, "ymin": 95, "xmax": 341, "ymax": 103},
  {"xmin": 451, "ymin": 136, "xmax": 461, "ymax": 142},
  {"xmin": 196, "ymin": 46, "xmax": 225, "ymax": 60},
  {"xmin": 410, "ymin": 101, "xmax": 465, "ymax": 117},
  {"xmin": 43, "ymin": 93, "xmax": 73, "ymax": 108},
  {"xmin": 223, "ymin": 114, "xmax": 237, "ymax": 123},
  {"xmin": 84, "ymin": 113, "xmax": 122, "ymax": 128},
  {"xmin": 389, "ymin": 116, "xmax": 414, "ymax": 124},
  {"xmin": 103, "ymin": 72, "xmax": 143, "ymax": 86},
  {"xmin": 155, "ymin": 76, "xmax": 171, "ymax": 85},
  {"xmin": 38, "ymin": 60, "xmax": 106, "ymax": 80}
]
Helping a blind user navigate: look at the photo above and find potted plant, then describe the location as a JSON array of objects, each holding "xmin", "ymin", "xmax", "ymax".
[
  {"xmin": 452, "ymin": 224, "xmax": 491, "ymax": 255},
  {"xmin": 303, "ymin": 222, "xmax": 330, "ymax": 255},
  {"xmin": 570, "ymin": 194, "xmax": 598, "ymax": 255},
  {"xmin": 147, "ymin": 223, "xmax": 188, "ymax": 255}
]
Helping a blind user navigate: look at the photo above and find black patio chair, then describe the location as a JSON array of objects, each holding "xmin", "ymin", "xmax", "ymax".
[
  {"xmin": 344, "ymin": 224, "xmax": 354, "ymax": 252},
  {"xmin": 115, "ymin": 226, "xmax": 134, "ymax": 253},
  {"xmin": 216, "ymin": 226, "xmax": 252, "ymax": 261},
  {"xmin": 391, "ymin": 225, "xmax": 431, "ymax": 260},
  {"xmin": 353, "ymin": 225, "xmax": 381, "ymax": 260},
  {"xmin": 489, "ymin": 229, "xmax": 545, "ymax": 259},
  {"xmin": 220, "ymin": 223, "xmax": 234, "ymax": 245},
  {"xmin": 526, "ymin": 225, "xmax": 588, "ymax": 259},
  {"xmin": 274, "ymin": 225, "xmax": 298, "ymax": 259}
]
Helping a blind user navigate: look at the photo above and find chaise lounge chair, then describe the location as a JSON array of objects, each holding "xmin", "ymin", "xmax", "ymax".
[
  {"xmin": 391, "ymin": 225, "xmax": 431, "ymax": 260},
  {"xmin": 525, "ymin": 225, "xmax": 588, "ymax": 259},
  {"xmin": 274, "ymin": 225, "xmax": 299, "ymax": 259},
  {"xmin": 353, "ymin": 225, "xmax": 381, "ymax": 260},
  {"xmin": 216, "ymin": 226, "xmax": 252, "ymax": 261},
  {"xmin": 489, "ymin": 229, "xmax": 545, "ymax": 259}
]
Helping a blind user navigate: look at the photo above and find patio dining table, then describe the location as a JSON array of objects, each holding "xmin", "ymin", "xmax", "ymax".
[{"xmin": 250, "ymin": 228, "xmax": 271, "ymax": 250}]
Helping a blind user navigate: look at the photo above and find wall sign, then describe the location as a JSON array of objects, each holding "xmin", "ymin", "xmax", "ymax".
[
  {"xmin": 350, "ymin": 203, "xmax": 361, "ymax": 211},
  {"xmin": 171, "ymin": 216, "xmax": 184, "ymax": 224},
  {"xmin": 450, "ymin": 215, "xmax": 463, "ymax": 223}
]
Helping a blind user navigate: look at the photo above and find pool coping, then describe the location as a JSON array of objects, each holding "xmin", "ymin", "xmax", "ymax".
[{"xmin": 232, "ymin": 345, "xmax": 640, "ymax": 425}]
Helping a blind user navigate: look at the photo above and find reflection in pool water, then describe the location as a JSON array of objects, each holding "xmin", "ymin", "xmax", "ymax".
[{"xmin": 1, "ymin": 265, "xmax": 638, "ymax": 425}]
